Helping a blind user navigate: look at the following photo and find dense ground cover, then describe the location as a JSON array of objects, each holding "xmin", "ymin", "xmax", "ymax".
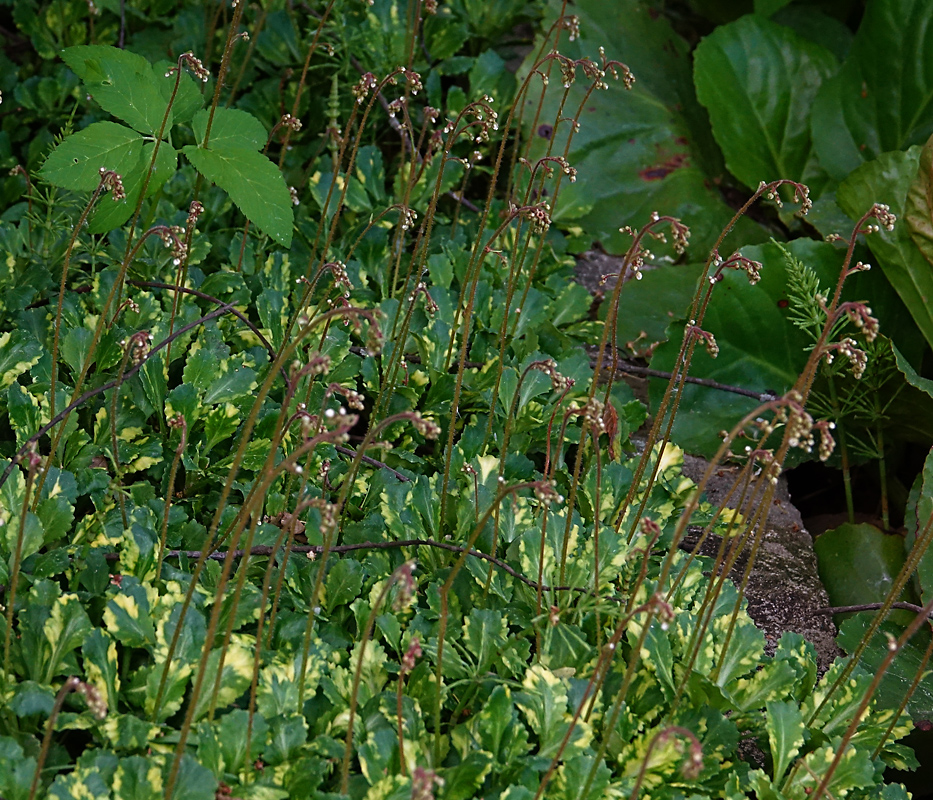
[{"xmin": 2, "ymin": 1, "xmax": 933, "ymax": 798}]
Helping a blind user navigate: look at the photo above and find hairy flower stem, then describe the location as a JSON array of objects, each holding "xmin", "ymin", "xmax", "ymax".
[
  {"xmin": 1, "ymin": 454, "xmax": 37, "ymax": 694},
  {"xmin": 47, "ymin": 172, "xmax": 114, "ymax": 452},
  {"xmin": 807, "ymin": 594, "xmax": 933, "ymax": 800},
  {"xmin": 156, "ymin": 417, "xmax": 187, "ymax": 581},
  {"xmin": 340, "ymin": 562, "xmax": 414, "ymax": 793},
  {"xmin": 27, "ymin": 677, "xmax": 85, "ymax": 800},
  {"xmin": 433, "ymin": 482, "xmax": 545, "ymax": 762},
  {"xmin": 826, "ymin": 374, "xmax": 856, "ymax": 522}
]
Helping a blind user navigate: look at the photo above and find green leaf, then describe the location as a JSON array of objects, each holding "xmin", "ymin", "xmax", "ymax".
[
  {"xmin": 103, "ymin": 577, "xmax": 157, "ymax": 648},
  {"xmin": 89, "ymin": 141, "xmax": 178, "ymax": 234},
  {"xmin": 694, "ymin": 14, "xmax": 835, "ymax": 191},
  {"xmin": 326, "ymin": 558, "xmax": 364, "ymax": 612},
  {"xmin": 765, "ymin": 700, "xmax": 804, "ymax": 783},
  {"xmin": 838, "ymin": 616, "xmax": 933, "ymax": 719},
  {"xmin": 155, "ymin": 60, "xmax": 204, "ymax": 125},
  {"xmin": 192, "ymin": 107, "xmax": 268, "ymax": 151},
  {"xmin": 814, "ymin": 523, "xmax": 919, "ymax": 624},
  {"xmin": 43, "ymin": 592, "xmax": 93, "ymax": 682},
  {"xmin": 520, "ymin": 0, "xmax": 768, "ymax": 258},
  {"xmin": 442, "ymin": 751, "xmax": 493, "ymax": 800},
  {"xmin": 473, "ymin": 686, "xmax": 530, "ymax": 765},
  {"xmin": 837, "ymin": 146, "xmax": 933, "ymax": 350},
  {"xmin": 463, "ymin": 608, "xmax": 509, "ymax": 675},
  {"xmin": 190, "ymin": 638, "xmax": 254, "ymax": 722},
  {"xmin": 611, "ymin": 263, "xmax": 704, "ymax": 353},
  {"xmin": 515, "ymin": 664, "xmax": 586, "ymax": 758},
  {"xmin": 811, "ymin": 0, "xmax": 933, "ymax": 181},
  {"xmin": 168, "ymin": 754, "xmax": 218, "ymax": 800},
  {"xmin": 40, "ymin": 121, "xmax": 144, "ymax": 192},
  {"xmin": 63, "ymin": 45, "xmax": 171, "ymax": 135},
  {"xmin": 905, "ymin": 132, "xmax": 933, "ymax": 268},
  {"xmin": 112, "ymin": 756, "xmax": 162, "ymax": 800},
  {"xmin": 183, "ymin": 144, "xmax": 293, "ymax": 247},
  {"xmin": 0, "ymin": 736, "xmax": 38, "ymax": 800},
  {"xmin": 0, "ymin": 330, "xmax": 41, "ymax": 390},
  {"xmin": 905, "ymin": 446, "xmax": 933, "ymax": 606},
  {"xmin": 82, "ymin": 629, "xmax": 120, "ymax": 716}
]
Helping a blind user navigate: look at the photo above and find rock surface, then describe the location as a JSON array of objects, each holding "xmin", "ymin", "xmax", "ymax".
[
  {"xmin": 575, "ymin": 250, "xmax": 842, "ymax": 672},
  {"xmin": 679, "ymin": 454, "xmax": 842, "ymax": 673}
]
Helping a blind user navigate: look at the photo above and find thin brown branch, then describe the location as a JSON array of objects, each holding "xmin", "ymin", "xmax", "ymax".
[
  {"xmin": 102, "ymin": 538, "xmax": 620, "ymax": 600},
  {"xmin": 815, "ymin": 602, "xmax": 933, "ymax": 619}
]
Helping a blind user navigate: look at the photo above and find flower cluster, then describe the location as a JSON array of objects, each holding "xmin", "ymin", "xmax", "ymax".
[
  {"xmin": 411, "ymin": 767, "xmax": 444, "ymax": 800},
  {"xmin": 121, "ymin": 331, "xmax": 153, "ymax": 366},
  {"xmin": 686, "ymin": 323, "xmax": 719, "ymax": 358},
  {"xmin": 710, "ymin": 251, "xmax": 763, "ymax": 286},
  {"xmin": 187, "ymin": 200, "xmax": 204, "ymax": 228},
  {"xmin": 758, "ymin": 180, "xmax": 811, "ymax": 214},
  {"xmin": 156, "ymin": 225, "xmax": 187, "ymax": 265},
  {"xmin": 513, "ymin": 201, "xmax": 551, "ymax": 234},
  {"xmin": 408, "ymin": 281, "xmax": 438, "ymax": 315},
  {"xmin": 840, "ymin": 302, "xmax": 879, "ymax": 342},
  {"xmin": 533, "ymin": 480, "xmax": 564, "ymax": 508},
  {"xmin": 352, "ymin": 72, "xmax": 378, "ymax": 104},
  {"xmin": 167, "ymin": 52, "xmax": 210, "ymax": 83},
  {"xmin": 867, "ymin": 203, "xmax": 896, "ymax": 232},
  {"xmin": 98, "ymin": 168, "xmax": 126, "ymax": 202},
  {"xmin": 529, "ymin": 358, "xmax": 573, "ymax": 391}
]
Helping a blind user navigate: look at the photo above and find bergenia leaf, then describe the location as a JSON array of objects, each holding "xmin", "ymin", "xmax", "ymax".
[
  {"xmin": 810, "ymin": 0, "xmax": 933, "ymax": 181},
  {"xmin": 694, "ymin": 14, "xmax": 836, "ymax": 192}
]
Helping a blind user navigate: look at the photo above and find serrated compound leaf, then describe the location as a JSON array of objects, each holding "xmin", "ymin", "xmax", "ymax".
[
  {"xmin": 811, "ymin": 0, "xmax": 933, "ymax": 181},
  {"xmin": 694, "ymin": 15, "xmax": 836, "ymax": 191},
  {"xmin": 154, "ymin": 59, "xmax": 204, "ymax": 125},
  {"xmin": 192, "ymin": 107, "xmax": 267, "ymax": 151},
  {"xmin": 89, "ymin": 141, "xmax": 177, "ymax": 234},
  {"xmin": 62, "ymin": 45, "xmax": 171, "ymax": 135},
  {"xmin": 183, "ymin": 144, "xmax": 293, "ymax": 247},
  {"xmin": 837, "ymin": 147, "xmax": 933, "ymax": 350},
  {"xmin": 40, "ymin": 121, "xmax": 144, "ymax": 192}
]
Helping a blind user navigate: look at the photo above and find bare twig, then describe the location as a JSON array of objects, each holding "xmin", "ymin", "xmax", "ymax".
[
  {"xmin": 592, "ymin": 355, "xmax": 777, "ymax": 401},
  {"xmin": 815, "ymin": 602, "xmax": 933, "ymax": 619},
  {"xmin": 0, "ymin": 303, "xmax": 236, "ymax": 491},
  {"xmin": 101, "ymin": 537, "xmax": 620, "ymax": 600}
]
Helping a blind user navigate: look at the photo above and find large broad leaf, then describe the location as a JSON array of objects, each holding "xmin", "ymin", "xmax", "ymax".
[
  {"xmin": 837, "ymin": 147, "xmax": 933, "ymax": 350},
  {"xmin": 905, "ymin": 446, "xmax": 933, "ymax": 606},
  {"xmin": 814, "ymin": 522, "xmax": 920, "ymax": 625},
  {"xmin": 905, "ymin": 132, "xmax": 933, "ymax": 268},
  {"xmin": 519, "ymin": 0, "xmax": 768, "ymax": 259},
  {"xmin": 63, "ymin": 45, "xmax": 171, "ymax": 136},
  {"xmin": 648, "ymin": 239, "xmax": 834, "ymax": 456},
  {"xmin": 810, "ymin": 0, "xmax": 933, "ymax": 181},
  {"xmin": 837, "ymin": 615, "xmax": 933, "ymax": 720},
  {"xmin": 39, "ymin": 121, "xmax": 144, "ymax": 192},
  {"xmin": 183, "ymin": 144, "xmax": 293, "ymax": 247},
  {"xmin": 694, "ymin": 14, "xmax": 836, "ymax": 192},
  {"xmin": 610, "ymin": 263, "xmax": 704, "ymax": 354},
  {"xmin": 647, "ymin": 239, "xmax": 928, "ymax": 457}
]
